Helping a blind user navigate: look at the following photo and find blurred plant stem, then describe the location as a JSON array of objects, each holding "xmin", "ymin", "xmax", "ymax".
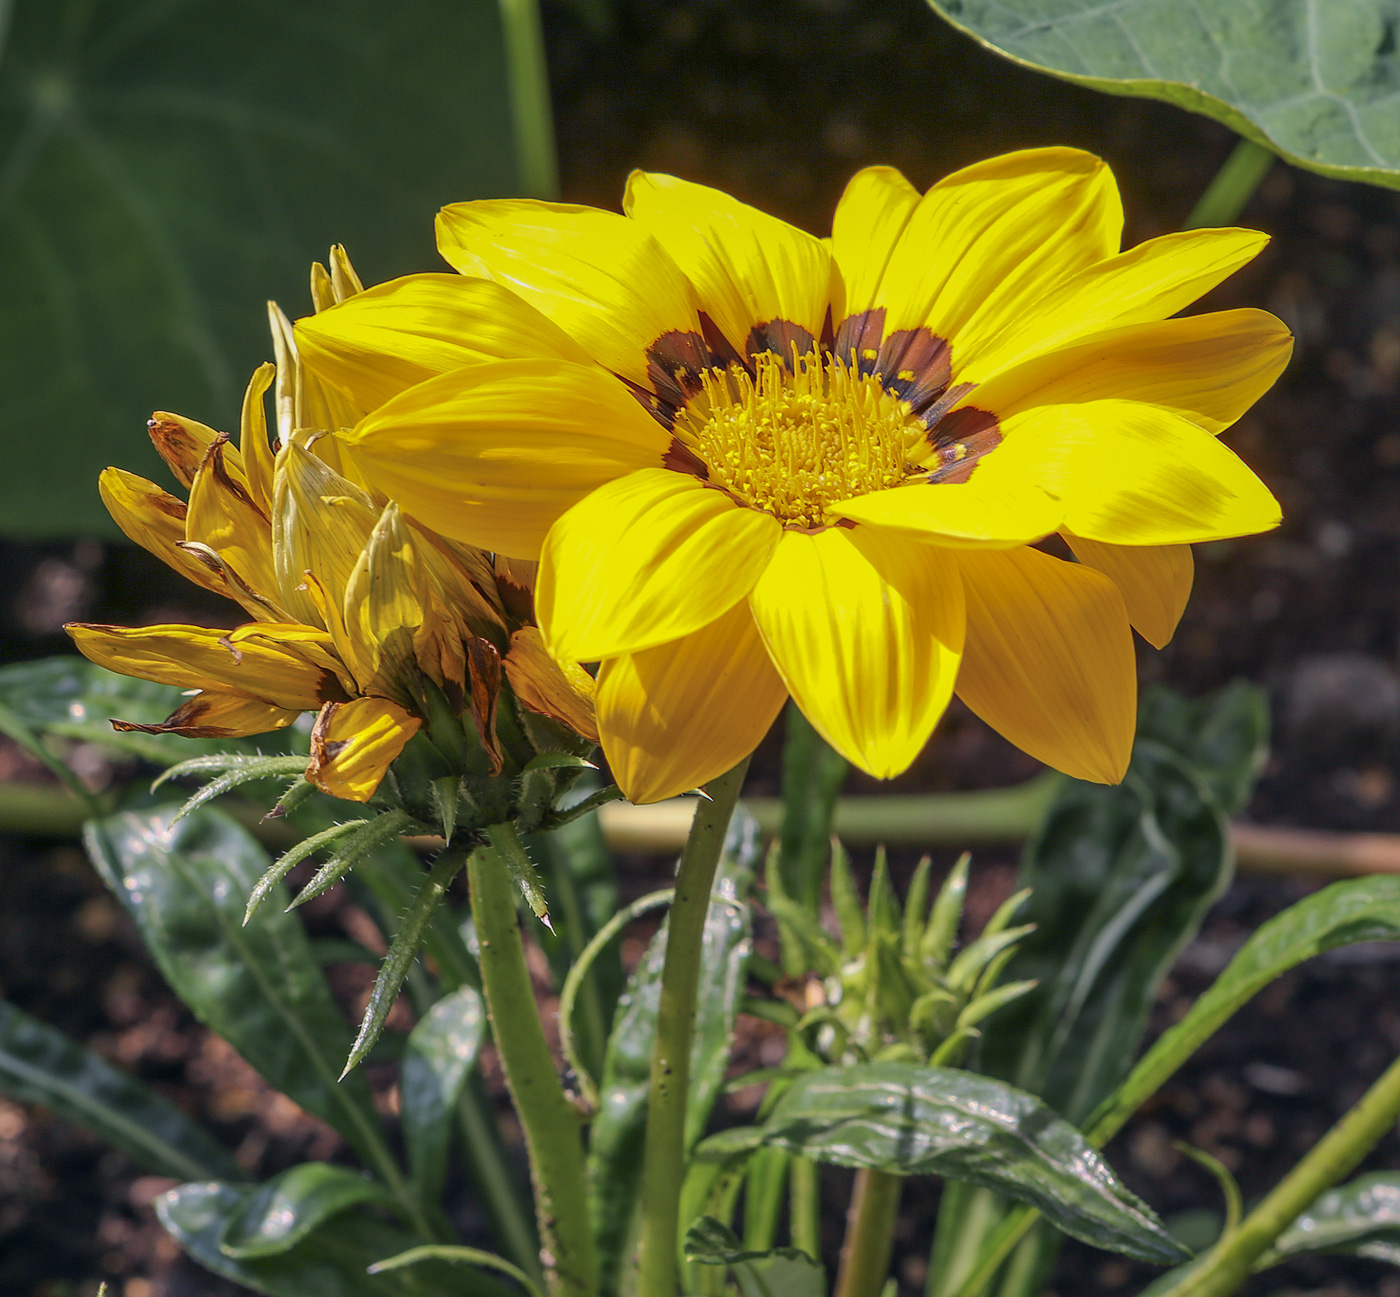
[
  {"xmin": 1184, "ymin": 138, "xmax": 1275, "ymax": 230},
  {"xmin": 469, "ymin": 835, "xmax": 596, "ymax": 1296},
  {"xmin": 835, "ymin": 1168, "xmax": 903, "ymax": 1297},
  {"xmin": 635, "ymin": 756, "xmax": 751, "ymax": 1297},
  {"xmin": 498, "ymin": 0, "xmax": 559, "ymax": 198}
]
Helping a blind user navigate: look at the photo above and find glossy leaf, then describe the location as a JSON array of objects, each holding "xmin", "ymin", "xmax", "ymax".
[
  {"xmin": 754, "ymin": 1062, "xmax": 1189, "ymax": 1265},
  {"xmin": 926, "ymin": 0, "xmax": 1400, "ymax": 190},
  {"xmin": 0, "ymin": 0, "xmax": 520, "ymax": 537},
  {"xmin": 684, "ymin": 1215, "xmax": 827, "ymax": 1297},
  {"xmin": 219, "ymin": 1163, "xmax": 395, "ymax": 1258},
  {"xmin": 157, "ymin": 1181, "xmax": 512, "ymax": 1297},
  {"xmin": 400, "ymin": 986, "xmax": 485, "ymax": 1204},
  {"xmin": 1088, "ymin": 873, "xmax": 1400, "ymax": 1144},
  {"xmin": 586, "ymin": 805, "xmax": 760, "ymax": 1295},
  {"xmin": 0, "ymin": 997, "xmax": 237, "ymax": 1181},
  {"xmin": 1260, "ymin": 1172, "xmax": 1400, "ymax": 1267},
  {"xmin": 84, "ymin": 806, "xmax": 386, "ymax": 1168}
]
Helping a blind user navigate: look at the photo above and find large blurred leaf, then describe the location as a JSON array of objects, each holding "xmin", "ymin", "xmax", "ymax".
[
  {"xmin": 927, "ymin": 0, "xmax": 1400, "ymax": 189},
  {"xmin": 586, "ymin": 805, "xmax": 760, "ymax": 1296},
  {"xmin": 1260, "ymin": 1172, "xmax": 1400, "ymax": 1268},
  {"xmin": 158, "ymin": 1181, "xmax": 512, "ymax": 1297},
  {"xmin": 0, "ymin": 0, "xmax": 520, "ymax": 536},
  {"xmin": 734, "ymin": 1062, "xmax": 1188, "ymax": 1265},
  {"xmin": 0, "ymin": 996, "xmax": 238, "ymax": 1181},
  {"xmin": 84, "ymin": 805, "xmax": 388, "ymax": 1170},
  {"xmin": 219, "ymin": 1163, "xmax": 396, "ymax": 1259}
]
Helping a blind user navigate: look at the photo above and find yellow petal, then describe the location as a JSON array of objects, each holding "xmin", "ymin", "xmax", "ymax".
[
  {"xmin": 984, "ymin": 399, "xmax": 1281, "ymax": 545},
  {"xmin": 148, "ymin": 411, "xmax": 230, "ymax": 489},
  {"xmin": 342, "ymin": 358, "xmax": 671, "ymax": 558},
  {"xmin": 435, "ymin": 198, "xmax": 701, "ymax": 391},
  {"xmin": 267, "ymin": 301, "xmax": 366, "ymax": 448},
  {"xmin": 596, "ymin": 600, "xmax": 786, "ymax": 803},
  {"xmin": 504, "ymin": 626, "xmax": 599, "ymax": 745},
  {"xmin": 830, "ymin": 165, "xmax": 921, "ymax": 322},
  {"xmin": 827, "ymin": 476, "xmax": 1062, "ymax": 547},
  {"xmin": 963, "ymin": 227, "xmax": 1270, "ymax": 383},
  {"xmin": 748, "ymin": 527, "xmax": 964, "ymax": 779},
  {"xmin": 307, "ymin": 696, "xmax": 421, "ymax": 803},
  {"xmin": 537, "ymin": 468, "xmax": 781, "ymax": 661},
  {"xmin": 1064, "ymin": 533, "xmax": 1193, "ymax": 650},
  {"xmin": 877, "ymin": 149, "xmax": 1122, "ymax": 346},
  {"xmin": 624, "ymin": 172, "xmax": 832, "ymax": 358},
  {"xmin": 66, "ymin": 623, "xmax": 334, "ymax": 711},
  {"xmin": 955, "ymin": 546, "xmax": 1136, "ymax": 784},
  {"xmin": 295, "ymin": 274, "xmax": 594, "ymax": 412},
  {"xmin": 185, "ymin": 437, "xmax": 281, "ymax": 601},
  {"xmin": 968, "ymin": 309, "xmax": 1294, "ymax": 434},
  {"xmin": 344, "ymin": 503, "xmax": 430, "ymax": 699},
  {"xmin": 111, "ymin": 689, "xmax": 299, "ymax": 738},
  {"xmin": 240, "ymin": 362, "xmax": 277, "ymax": 514}
]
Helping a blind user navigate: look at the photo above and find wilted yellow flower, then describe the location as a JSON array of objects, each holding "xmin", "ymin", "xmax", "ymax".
[
  {"xmin": 298, "ymin": 150, "xmax": 1291, "ymax": 802},
  {"xmin": 68, "ymin": 252, "xmax": 596, "ymax": 801}
]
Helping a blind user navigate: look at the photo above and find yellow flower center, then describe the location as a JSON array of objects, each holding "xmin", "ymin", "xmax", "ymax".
[{"xmin": 677, "ymin": 350, "xmax": 926, "ymax": 528}]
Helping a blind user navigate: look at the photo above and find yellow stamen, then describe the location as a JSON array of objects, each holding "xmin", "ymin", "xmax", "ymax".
[{"xmin": 677, "ymin": 349, "xmax": 925, "ymax": 529}]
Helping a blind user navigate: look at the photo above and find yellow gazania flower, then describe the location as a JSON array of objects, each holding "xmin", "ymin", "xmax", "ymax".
[
  {"xmin": 297, "ymin": 149, "xmax": 1291, "ymax": 803},
  {"xmin": 68, "ymin": 252, "xmax": 596, "ymax": 801}
]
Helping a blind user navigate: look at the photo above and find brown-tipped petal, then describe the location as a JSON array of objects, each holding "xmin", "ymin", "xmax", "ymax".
[
  {"xmin": 504, "ymin": 627, "xmax": 599, "ymax": 746},
  {"xmin": 148, "ymin": 411, "xmax": 233, "ymax": 489},
  {"xmin": 307, "ymin": 696, "xmax": 421, "ymax": 803},
  {"xmin": 467, "ymin": 637, "xmax": 504, "ymax": 775},
  {"xmin": 112, "ymin": 689, "xmax": 300, "ymax": 738},
  {"xmin": 186, "ymin": 436, "xmax": 281, "ymax": 601}
]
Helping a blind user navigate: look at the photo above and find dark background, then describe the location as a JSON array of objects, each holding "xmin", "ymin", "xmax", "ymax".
[{"xmin": 5, "ymin": 0, "xmax": 1400, "ymax": 1293}]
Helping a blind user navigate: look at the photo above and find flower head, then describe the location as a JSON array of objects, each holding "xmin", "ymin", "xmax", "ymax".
[
  {"xmin": 68, "ymin": 250, "xmax": 596, "ymax": 803},
  {"xmin": 299, "ymin": 150, "xmax": 1291, "ymax": 802}
]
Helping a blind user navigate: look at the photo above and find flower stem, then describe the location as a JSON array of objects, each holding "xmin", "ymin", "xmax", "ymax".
[
  {"xmin": 789, "ymin": 1156, "xmax": 823, "ymax": 1260},
  {"xmin": 1184, "ymin": 138, "xmax": 1275, "ymax": 230},
  {"xmin": 834, "ymin": 1169, "xmax": 902, "ymax": 1297},
  {"xmin": 468, "ymin": 837, "xmax": 597, "ymax": 1297},
  {"xmin": 634, "ymin": 757, "xmax": 751, "ymax": 1297},
  {"xmin": 497, "ymin": 0, "xmax": 559, "ymax": 199},
  {"xmin": 1155, "ymin": 1050, "xmax": 1400, "ymax": 1297}
]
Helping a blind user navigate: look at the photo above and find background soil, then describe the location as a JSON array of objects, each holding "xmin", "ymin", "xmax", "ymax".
[{"xmin": 6, "ymin": 0, "xmax": 1400, "ymax": 1293}]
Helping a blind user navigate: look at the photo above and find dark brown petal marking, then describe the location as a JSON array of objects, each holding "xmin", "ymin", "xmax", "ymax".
[
  {"xmin": 205, "ymin": 435, "xmax": 268, "ymax": 519},
  {"xmin": 645, "ymin": 329, "xmax": 711, "ymax": 407},
  {"xmin": 147, "ymin": 417, "xmax": 207, "ymax": 489},
  {"xmin": 746, "ymin": 319, "xmax": 815, "ymax": 366},
  {"xmin": 663, "ymin": 438, "xmax": 710, "ymax": 479},
  {"xmin": 875, "ymin": 328, "xmax": 953, "ymax": 419},
  {"xmin": 110, "ymin": 694, "xmax": 248, "ymax": 739},
  {"xmin": 620, "ymin": 376, "xmax": 680, "ymax": 431},
  {"xmin": 698, "ymin": 311, "xmax": 747, "ymax": 369},
  {"xmin": 926, "ymin": 406, "xmax": 1002, "ymax": 484},
  {"xmin": 832, "ymin": 308, "xmax": 886, "ymax": 372}
]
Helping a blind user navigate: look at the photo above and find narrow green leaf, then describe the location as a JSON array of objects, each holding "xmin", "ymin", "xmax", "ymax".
[
  {"xmin": 369, "ymin": 1244, "xmax": 545, "ymax": 1297},
  {"xmin": 400, "ymin": 985, "xmax": 485, "ymax": 1203},
  {"xmin": 84, "ymin": 806, "xmax": 387, "ymax": 1171},
  {"xmin": 755, "ymin": 1062, "xmax": 1189, "ymax": 1265},
  {"xmin": 684, "ymin": 1215, "xmax": 827, "ymax": 1297},
  {"xmin": 902, "ymin": 856, "xmax": 933, "ymax": 961},
  {"xmin": 0, "ymin": 997, "xmax": 236, "ymax": 1181},
  {"xmin": 219, "ymin": 1164, "xmax": 394, "ymax": 1258},
  {"xmin": 342, "ymin": 848, "xmax": 467, "ymax": 1077},
  {"xmin": 925, "ymin": 0, "xmax": 1400, "ymax": 191},
  {"xmin": 290, "ymin": 809, "xmax": 415, "ymax": 910},
  {"xmin": 485, "ymin": 821, "xmax": 553, "ymax": 930},
  {"xmin": 167, "ymin": 755, "xmax": 309, "ymax": 823},
  {"xmin": 244, "ymin": 819, "xmax": 365, "ymax": 922},
  {"xmin": 157, "ymin": 1182, "xmax": 512, "ymax": 1297},
  {"xmin": 587, "ymin": 805, "xmax": 760, "ymax": 1295},
  {"xmin": 921, "ymin": 852, "xmax": 969, "ymax": 969},
  {"xmin": 778, "ymin": 702, "xmax": 849, "ymax": 916},
  {"xmin": 830, "ymin": 839, "xmax": 867, "ymax": 958},
  {"xmin": 1088, "ymin": 873, "xmax": 1400, "ymax": 1145},
  {"xmin": 1258, "ymin": 1172, "xmax": 1400, "ymax": 1268}
]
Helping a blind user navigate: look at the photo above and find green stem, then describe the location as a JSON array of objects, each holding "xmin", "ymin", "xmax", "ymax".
[
  {"xmin": 789, "ymin": 1157, "xmax": 823, "ymax": 1261},
  {"xmin": 497, "ymin": 0, "xmax": 559, "ymax": 199},
  {"xmin": 635, "ymin": 757, "xmax": 751, "ymax": 1297},
  {"xmin": 834, "ymin": 1169, "xmax": 902, "ymax": 1297},
  {"xmin": 1156, "ymin": 1050, "xmax": 1400, "ymax": 1297},
  {"xmin": 468, "ymin": 840, "xmax": 597, "ymax": 1297},
  {"xmin": 1184, "ymin": 138, "xmax": 1275, "ymax": 230}
]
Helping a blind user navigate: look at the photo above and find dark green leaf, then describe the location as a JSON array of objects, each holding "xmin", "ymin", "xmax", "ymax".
[
  {"xmin": 587, "ymin": 804, "xmax": 760, "ymax": 1294},
  {"xmin": 84, "ymin": 806, "xmax": 386, "ymax": 1168},
  {"xmin": 1261, "ymin": 1173, "xmax": 1400, "ymax": 1268},
  {"xmin": 0, "ymin": 0, "xmax": 521, "ymax": 537},
  {"xmin": 926, "ymin": 0, "xmax": 1400, "ymax": 190},
  {"xmin": 757, "ymin": 1062, "xmax": 1189, "ymax": 1265},
  {"xmin": 1089, "ymin": 873, "xmax": 1400, "ymax": 1144},
  {"xmin": 400, "ymin": 985, "xmax": 485, "ymax": 1203},
  {"xmin": 158, "ymin": 1182, "xmax": 512, "ymax": 1297},
  {"xmin": 684, "ymin": 1216, "xmax": 827, "ymax": 1297},
  {"xmin": 0, "ymin": 997, "xmax": 237, "ymax": 1181},
  {"xmin": 220, "ymin": 1163, "xmax": 395, "ymax": 1258}
]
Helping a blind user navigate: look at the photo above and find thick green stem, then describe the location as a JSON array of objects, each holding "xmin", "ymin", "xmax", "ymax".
[
  {"xmin": 789, "ymin": 1157, "xmax": 823, "ymax": 1261},
  {"xmin": 1184, "ymin": 138, "xmax": 1275, "ymax": 230},
  {"xmin": 835, "ymin": 1169, "xmax": 902, "ymax": 1297},
  {"xmin": 1156, "ymin": 1051, "xmax": 1400, "ymax": 1297},
  {"xmin": 635, "ymin": 757, "xmax": 750, "ymax": 1297},
  {"xmin": 497, "ymin": 0, "xmax": 558, "ymax": 199},
  {"xmin": 468, "ymin": 840, "xmax": 597, "ymax": 1297}
]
